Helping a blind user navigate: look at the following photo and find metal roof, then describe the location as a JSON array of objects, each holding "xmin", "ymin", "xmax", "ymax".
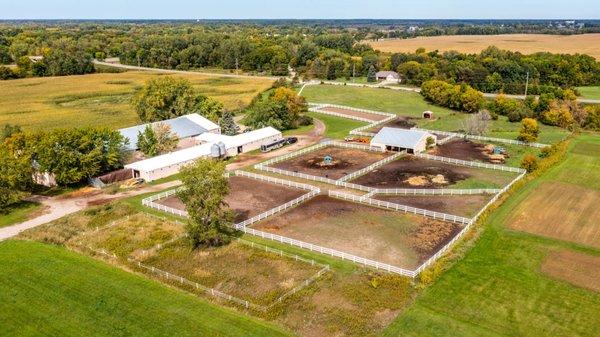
[
  {"xmin": 125, "ymin": 143, "xmax": 213, "ymax": 172},
  {"xmin": 376, "ymin": 71, "xmax": 399, "ymax": 78},
  {"xmin": 119, "ymin": 114, "xmax": 219, "ymax": 151},
  {"xmin": 371, "ymin": 127, "xmax": 432, "ymax": 149},
  {"xmin": 196, "ymin": 127, "xmax": 281, "ymax": 149}
]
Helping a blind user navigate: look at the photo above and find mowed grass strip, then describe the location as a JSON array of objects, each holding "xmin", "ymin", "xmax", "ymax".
[
  {"xmin": 576, "ymin": 86, "xmax": 600, "ymax": 100},
  {"xmin": 382, "ymin": 134, "xmax": 600, "ymax": 337},
  {"xmin": 300, "ymin": 84, "xmax": 570, "ymax": 144},
  {"xmin": 0, "ymin": 240, "xmax": 290, "ymax": 337},
  {"xmin": 541, "ymin": 250, "xmax": 600, "ymax": 292},
  {"xmin": 0, "ymin": 71, "xmax": 274, "ymax": 131}
]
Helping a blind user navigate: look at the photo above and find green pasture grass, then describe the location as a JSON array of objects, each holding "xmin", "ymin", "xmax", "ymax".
[
  {"xmin": 0, "ymin": 240, "xmax": 289, "ymax": 337},
  {"xmin": 0, "ymin": 71, "xmax": 273, "ymax": 131},
  {"xmin": 0, "ymin": 201, "xmax": 43, "ymax": 228},
  {"xmin": 307, "ymin": 111, "xmax": 367, "ymax": 139},
  {"xmin": 383, "ymin": 133, "xmax": 600, "ymax": 337},
  {"xmin": 576, "ymin": 86, "xmax": 600, "ymax": 100}
]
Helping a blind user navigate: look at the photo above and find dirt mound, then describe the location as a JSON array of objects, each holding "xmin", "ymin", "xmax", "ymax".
[{"xmin": 305, "ymin": 157, "xmax": 351, "ymax": 170}]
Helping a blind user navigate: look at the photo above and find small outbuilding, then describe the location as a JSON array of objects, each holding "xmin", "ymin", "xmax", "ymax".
[
  {"xmin": 370, "ymin": 127, "xmax": 436, "ymax": 154},
  {"xmin": 423, "ymin": 111, "xmax": 434, "ymax": 119},
  {"xmin": 376, "ymin": 71, "xmax": 400, "ymax": 82}
]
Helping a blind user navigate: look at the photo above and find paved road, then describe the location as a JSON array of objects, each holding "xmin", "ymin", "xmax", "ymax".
[
  {"xmin": 0, "ymin": 180, "xmax": 181, "ymax": 241},
  {"xmin": 93, "ymin": 60, "xmax": 281, "ymax": 80}
]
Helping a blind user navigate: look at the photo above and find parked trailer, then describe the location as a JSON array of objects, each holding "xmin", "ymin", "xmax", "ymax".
[{"xmin": 261, "ymin": 138, "xmax": 287, "ymax": 152}]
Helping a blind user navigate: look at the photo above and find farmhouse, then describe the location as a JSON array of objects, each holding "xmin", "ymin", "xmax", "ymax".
[
  {"xmin": 118, "ymin": 114, "xmax": 220, "ymax": 151},
  {"xmin": 370, "ymin": 127, "xmax": 436, "ymax": 153},
  {"xmin": 126, "ymin": 127, "xmax": 282, "ymax": 181},
  {"xmin": 376, "ymin": 71, "xmax": 400, "ymax": 82}
]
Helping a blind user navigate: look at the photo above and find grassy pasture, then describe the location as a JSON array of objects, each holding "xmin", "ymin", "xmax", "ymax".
[
  {"xmin": 0, "ymin": 200, "xmax": 44, "ymax": 228},
  {"xmin": 300, "ymin": 84, "xmax": 569, "ymax": 144},
  {"xmin": 307, "ymin": 111, "xmax": 367, "ymax": 139},
  {"xmin": 0, "ymin": 71, "xmax": 273, "ymax": 131},
  {"xmin": 384, "ymin": 133, "xmax": 600, "ymax": 337},
  {"xmin": 0, "ymin": 240, "xmax": 289, "ymax": 337},
  {"xmin": 541, "ymin": 250, "xmax": 600, "ymax": 292},
  {"xmin": 576, "ymin": 86, "xmax": 600, "ymax": 100},
  {"xmin": 369, "ymin": 33, "xmax": 600, "ymax": 60}
]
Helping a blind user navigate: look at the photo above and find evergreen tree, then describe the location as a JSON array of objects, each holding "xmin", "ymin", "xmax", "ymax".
[
  {"xmin": 219, "ymin": 111, "xmax": 239, "ymax": 136},
  {"xmin": 367, "ymin": 65, "xmax": 377, "ymax": 82}
]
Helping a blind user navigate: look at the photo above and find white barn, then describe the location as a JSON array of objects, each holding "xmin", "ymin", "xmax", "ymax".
[
  {"xmin": 370, "ymin": 127, "xmax": 436, "ymax": 154},
  {"xmin": 125, "ymin": 127, "xmax": 283, "ymax": 182}
]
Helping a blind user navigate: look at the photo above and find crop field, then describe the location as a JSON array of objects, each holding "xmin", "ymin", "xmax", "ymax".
[
  {"xmin": 138, "ymin": 239, "xmax": 322, "ymax": 306},
  {"xmin": 252, "ymin": 196, "xmax": 461, "ymax": 269},
  {"xmin": 384, "ymin": 134, "xmax": 600, "ymax": 337},
  {"xmin": 0, "ymin": 71, "xmax": 274, "ymax": 131},
  {"xmin": 300, "ymin": 84, "xmax": 570, "ymax": 144},
  {"xmin": 270, "ymin": 145, "xmax": 390, "ymax": 180},
  {"xmin": 369, "ymin": 33, "xmax": 600, "ymax": 59},
  {"xmin": 157, "ymin": 176, "xmax": 307, "ymax": 222},
  {"xmin": 375, "ymin": 194, "xmax": 493, "ymax": 218},
  {"xmin": 350, "ymin": 156, "xmax": 517, "ymax": 189}
]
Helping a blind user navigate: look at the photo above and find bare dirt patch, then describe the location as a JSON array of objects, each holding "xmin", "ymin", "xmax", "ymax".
[
  {"xmin": 369, "ymin": 116, "xmax": 416, "ymax": 133},
  {"xmin": 252, "ymin": 196, "xmax": 461, "ymax": 269},
  {"xmin": 157, "ymin": 176, "xmax": 306, "ymax": 222},
  {"xmin": 271, "ymin": 146, "xmax": 390, "ymax": 180},
  {"xmin": 429, "ymin": 139, "xmax": 493, "ymax": 163},
  {"xmin": 139, "ymin": 240, "xmax": 322, "ymax": 305},
  {"xmin": 376, "ymin": 194, "xmax": 493, "ymax": 218},
  {"xmin": 541, "ymin": 250, "xmax": 600, "ymax": 292},
  {"xmin": 508, "ymin": 181, "xmax": 600, "ymax": 248},
  {"xmin": 352, "ymin": 156, "xmax": 513, "ymax": 189},
  {"xmin": 320, "ymin": 106, "xmax": 389, "ymax": 121}
]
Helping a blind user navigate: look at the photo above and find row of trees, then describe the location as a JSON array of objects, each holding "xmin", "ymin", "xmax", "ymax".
[
  {"xmin": 242, "ymin": 86, "xmax": 311, "ymax": 130},
  {"xmin": 420, "ymin": 80, "xmax": 484, "ymax": 113}
]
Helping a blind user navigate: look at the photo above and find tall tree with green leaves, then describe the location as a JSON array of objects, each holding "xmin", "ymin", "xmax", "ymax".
[
  {"xmin": 132, "ymin": 77, "xmax": 197, "ymax": 122},
  {"xmin": 137, "ymin": 123, "xmax": 178, "ymax": 156},
  {"xmin": 177, "ymin": 159, "xmax": 233, "ymax": 248},
  {"xmin": 219, "ymin": 111, "xmax": 239, "ymax": 136}
]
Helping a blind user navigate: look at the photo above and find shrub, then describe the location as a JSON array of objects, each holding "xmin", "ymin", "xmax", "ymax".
[
  {"xmin": 517, "ymin": 118, "xmax": 539, "ymax": 143},
  {"xmin": 521, "ymin": 154, "xmax": 539, "ymax": 172}
]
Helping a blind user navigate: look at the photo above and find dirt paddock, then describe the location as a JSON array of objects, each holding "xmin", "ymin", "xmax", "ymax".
[
  {"xmin": 351, "ymin": 156, "xmax": 515, "ymax": 189},
  {"xmin": 319, "ymin": 106, "xmax": 389, "ymax": 122},
  {"xmin": 252, "ymin": 196, "xmax": 462, "ymax": 269},
  {"xmin": 429, "ymin": 139, "xmax": 493, "ymax": 163},
  {"xmin": 368, "ymin": 116, "xmax": 416, "ymax": 133},
  {"xmin": 375, "ymin": 194, "xmax": 493, "ymax": 218},
  {"xmin": 271, "ymin": 146, "xmax": 390, "ymax": 180},
  {"xmin": 156, "ymin": 176, "xmax": 307, "ymax": 222}
]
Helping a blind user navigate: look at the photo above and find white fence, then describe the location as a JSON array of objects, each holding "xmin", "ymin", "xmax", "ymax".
[
  {"xmin": 413, "ymin": 128, "xmax": 548, "ymax": 148},
  {"xmin": 373, "ymin": 188, "xmax": 501, "ymax": 196},
  {"xmin": 309, "ymin": 106, "xmax": 377, "ymax": 123},
  {"xmin": 416, "ymin": 153, "xmax": 526, "ymax": 174},
  {"xmin": 338, "ymin": 151, "xmax": 405, "ymax": 182},
  {"xmin": 329, "ymin": 190, "xmax": 473, "ymax": 225},
  {"xmin": 309, "ymin": 102, "xmax": 396, "ymax": 118},
  {"xmin": 142, "ymin": 188, "xmax": 188, "ymax": 217}
]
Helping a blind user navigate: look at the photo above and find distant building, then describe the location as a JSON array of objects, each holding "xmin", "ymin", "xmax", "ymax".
[
  {"xmin": 375, "ymin": 71, "xmax": 400, "ymax": 82},
  {"xmin": 118, "ymin": 114, "xmax": 220, "ymax": 151},
  {"xmin": 370, "ymin": 127, "xmax": 436, "ymax": 154},
  {"xmin": 423, "ymin": 111, "xmax": 434, "ymax": 119}
]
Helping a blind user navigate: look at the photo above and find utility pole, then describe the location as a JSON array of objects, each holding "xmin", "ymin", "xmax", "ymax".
[
  {"xmin": 352, "ymin": 63, "xmax": 356, "ymax": 83},
  {"xmin": 524, "ymin": 71, "xmax": 530, "ymax": 97}
]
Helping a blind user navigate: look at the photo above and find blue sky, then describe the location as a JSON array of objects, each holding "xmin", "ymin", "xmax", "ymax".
[{"xmin": 1, "ymin": 0, "xmax": 598, "ymax": 20}]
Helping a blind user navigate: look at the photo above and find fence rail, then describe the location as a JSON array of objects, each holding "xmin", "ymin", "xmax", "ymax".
[
  {"xmin": 412, "ymin": 128, "xmax": 548, "ymax": 148},
  {"xmin": 373, "ymin": 188, "xmax": 501, "ymax": 195},
  {"xmin": 416, "ymin": 153, "xmax": 526, "ymax": 173},
  {"xmin": 142, "ymin": 188, "xmax": 188, "ymax": 217},
  {"xmin": 338, "ymin": 151, "xmax": 405, "ymax": 182}
]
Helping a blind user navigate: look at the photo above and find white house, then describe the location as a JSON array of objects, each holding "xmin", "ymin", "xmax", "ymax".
[
  {"xmin": 375, "ymin": 71, "xmax": 400, "ymax": 82},
  {"xmin": 125, "ymin": 127, "xmax": 283, "ymax": 182},
  {"xmin": 118, "ymin": 114, "xmax": 220, "ymax": 151},
  {"xmin": 370, "ymin": 127, "xmax": 436, "ymax": 154}
]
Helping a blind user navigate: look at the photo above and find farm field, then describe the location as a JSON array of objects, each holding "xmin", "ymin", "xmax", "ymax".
[
  {"xmin": 270, "ymin": 146, "xmax": 390, "ymax": 180},
  {"xmin": 300, "ymin": 84, "xmax": 570, "ymax": 144},
  {"xmin": 0, "ymin": 71, "xmax": 274, "ymax": 131},
  {"xmin": 156, "ymin": 176, "xmax": 307, "ymax": 222},
  {"xmin": 350, "ymin": 156, "xmax": 518, "ymax": 189},
  {"xmin": 383, "ymin": 133, "xmax": 600, "ymax": 337},
  {"xmin": 0, "ymin": 240, "xmax": 289, "ymax": 337},
  {"xmin": 576, "ymin": 86, "xmax": 600, "ymax": 100},
  {"xmin": 375, "ymin": 194, "xmax": 493, "ymax": 218},
  {"xmin": 252, "ymin": 196, "xmax": 461, "ymax": 269},
  {"xmin": 369, "ymin": 33, "xmax": 600, "ymax": 60}
]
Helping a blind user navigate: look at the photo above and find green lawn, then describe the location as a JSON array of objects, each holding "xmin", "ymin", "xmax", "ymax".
[
  {"xmin": 577, "ymin": 86, "xmax": 600, "ymax": 100},
  {"xmin": 0, "ymin": 240, "xmax": 290, "ymax": 337},
  {"xmin": 0, "ymin": 201, "xmax": 43, "ymax": 228},
  {"xmin": 382, "ymin": 133, "xmax": 600, "ymax": 337},
  {"xmin": 301, "ymin": 84, "xmax": 570, "ymax": 144},
  {"xmin": 307, "ymin": 111, "xmax": 367, "ymax": 139}
]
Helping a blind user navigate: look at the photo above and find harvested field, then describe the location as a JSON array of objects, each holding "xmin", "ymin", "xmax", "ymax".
[
  {"xmin": 351, "ymin": 156, "xmax": 516, "ymax": 189},
  {"xmin": 252, "ymin": 196, "xmax": 461, "ymax": 269},
  {"xmin": 319, "ymin": 106, "xmax": 389, "ymax": 121},
  {"xmin": 80, "ymin": 213, "xmax": 185, "ymax": 259},
  {"xmin": 369, "ymin": 33, "xmax": 600, "ymax": 60},
  {"xmin": 368, "ymin": 116, "xmax": 416, "ymax": 133},
  {"xmin": 508, "ymin": 181, "xmax": 600, "ymax": 248},
  {"xmin": 156, "ymin": 176, "xmax": 307, "ymax": 222},
  {"xmin": 271, "ymin": 146, "xmax": 390, "ymax": 180},
  {"xmin": 375, "ymin": 194, "xmax": 493, "ymax": 218},
  {"xmin": 139, "ymin": 240, "xmax": 322, "ymax": 306},
  {"xmin": 541, "ymin": 250, "xmax": 600, "ymax": 292}
]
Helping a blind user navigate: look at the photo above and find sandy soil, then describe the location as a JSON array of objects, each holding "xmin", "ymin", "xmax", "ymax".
[
  {"xmin": 157, "ymin": 176, "xmax": 307, "ymax": 222},
  {"xmin": 272, "ymin": 146, "xmax": 390, "ymax": 180}
]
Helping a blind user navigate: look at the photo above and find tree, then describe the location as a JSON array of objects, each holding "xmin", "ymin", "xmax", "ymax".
[
  {"xmin": 542, "ymin": 100, "xmax": 576, "ymax": 129},
  {"xmin": 518, "ymin": 118, "xmax": 540, "ymax": 143},
  {"xmin": 137, "ymin": 123, "xmax": 177, "ymax": 157},
  {"xmin": 1, "ymin": 124, "xmax": 22, "ymax": 142},
  {"xmin": 219, "ymin": 111, "xmax": 239, "ymax": 136},
  {"xmin": 366, "ymin": 65, "xmax": 377, "ymax": 82},
  {"xmin": 43, "ymin": 38, "xmax": 94, "ymax": 76},
  {"xmin": 0, "ymin": 144, "xmax": 32, "ymax": 212},
  {"xmin": 137, "ymin": 125, "xmax": 158, "ymax": 157},
  {"xmin": 132, "ymin": 77, "xmax": 197, "ymax": 122},
  {"xmin": 194, "ymin": 95, "xmax": 223, "ymax": 122},
  {"xmin": 177, "ymin": 159, "xmax": 233, "ymax": 248},
  {"xmin": 242, "ymin": 87, "xmax": 308, "ymax": 130},
  {"xmin": 521, "ymin": 154, "xmax": 539, "ymax": 172},
  {"xmin": 462, "ymin": 110, "xmax": 492, "ymax": 135}
]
